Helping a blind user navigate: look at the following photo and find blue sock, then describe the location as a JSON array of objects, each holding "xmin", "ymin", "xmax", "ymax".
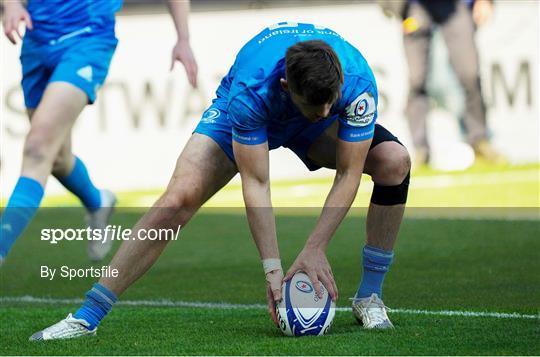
[
  {"xmin": 74, "ymin": 283, "xmax": 117, "ymax": 330},
  {"xmin": 0, "ymin": 177, "xmax": 44, "ymax": 257},
  {"xmin": 356, "ymin": 245, "xmax": 394, "ymax": 299},
  {"xmin": 55, "ymin": 156, "xmax": 101, "ymax": 212}
]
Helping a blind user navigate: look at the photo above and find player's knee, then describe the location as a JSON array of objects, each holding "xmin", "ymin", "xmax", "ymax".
[
  {"xmin": 372, "ymin": 145, "xmax": 411, "ymax": 186},
  {"xmin": 155, "ymin": 189, "xmax": 200, "ymax": 229},
  {"xmin": 23, "ymin": 133, "xmax": 53, "ymax": 166},
  {"xmin": 159, "ymin": 189, "xmax": 199, "ymax": 211},
  {"xmin": 392, "ymin": 148, "xmax": 411, "ymax": 184},
  {"xmin": 370, "ymin": 143, "xmax": 410, "ymax": 206}
]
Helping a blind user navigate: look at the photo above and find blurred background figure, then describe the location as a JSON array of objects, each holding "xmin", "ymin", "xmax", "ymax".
[{"xmin": 380, "ymin": 0, "xmax": 505, "ymax": 167}]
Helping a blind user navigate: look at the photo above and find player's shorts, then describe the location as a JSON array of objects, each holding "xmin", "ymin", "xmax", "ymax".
[
  {"xmin": 194, "ymin": 99, "xmax": 403, "ymax": 171},
  {"xmin": 20, "ymin": 30, "xmax": 118, "ymax": 108}
]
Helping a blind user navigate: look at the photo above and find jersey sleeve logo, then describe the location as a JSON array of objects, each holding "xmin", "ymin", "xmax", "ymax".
[
  {"xmin": 201, "ymin": 108, "xmax": 221, "ymax": 123},
  {"xmin": 345, "ymin": 92, "xmax": 376, "ymax": 127}
]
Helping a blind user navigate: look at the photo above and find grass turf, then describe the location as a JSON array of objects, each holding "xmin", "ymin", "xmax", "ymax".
[
  {"xmin": 1, "ymin": 209, "xmax": 539, "ymax": 355},
  {"xmin": 4, "ymin": 306, "xmax": 539, "ymax": 355}
]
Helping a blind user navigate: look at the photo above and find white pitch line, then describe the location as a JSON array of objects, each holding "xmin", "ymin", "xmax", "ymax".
[{"xmin": 1, "ymin": 296, "xmax": 538, "ymax": 320}]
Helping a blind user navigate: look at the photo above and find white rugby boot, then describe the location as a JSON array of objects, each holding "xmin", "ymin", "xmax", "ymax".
[
  {"xmin": 29, "ymin": 314, "xmax": 96, "ymax": 341},
  {"xmin": 351, "ymin": 293, "xmax": 394, "ymax": 329},
  {"xmin": 86, "ymin": 189, "xmax": 117, "ymax": 261}
]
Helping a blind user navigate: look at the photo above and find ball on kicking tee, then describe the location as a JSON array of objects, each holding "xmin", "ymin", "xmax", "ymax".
[{"xmin": 276, "ymin": 271, "xmax": 335, "ymax": 337}]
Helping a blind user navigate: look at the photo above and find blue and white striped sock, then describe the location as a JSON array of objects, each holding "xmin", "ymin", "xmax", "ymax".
[
  {"xmin": 356, "ymin": 245, "xmax": 394, "ymax": 299},
  {"xmin": 73, "ymin": 283, "xmax": 117, "ymax": 330}
]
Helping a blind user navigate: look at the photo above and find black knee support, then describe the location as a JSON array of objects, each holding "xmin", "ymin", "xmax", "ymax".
[{"xmin": 370, "ymin": 172, "xmax": 410, "ymax": 206}]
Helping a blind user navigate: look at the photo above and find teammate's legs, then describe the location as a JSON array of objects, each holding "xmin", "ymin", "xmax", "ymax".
[
  {"xmin": 70, "ymin": 134, "xmax": 238, "ymax": 330},
  {"xmin": 22, "ymin": 83, "xmax": 86, "ymax": 183},
  {"xmin": 26, "ymin": 109, "xmax": 103, "ymax": 211},
  {"xmin": 306, "ymin": 123, "xmax": 410, "ymax": 299},
  {"xmin": 51, "ymin": 134, "xmax": 103, "ymax": 212},
  {"xmin": 50, "ymin": 133, "xmax": 75, "ymax": 177},
  {"xmin": 0, "ymin": 83, "xmax": 87, "ymax": 260},
  {"xmin": 1, "ymin": 33, "xmax": 120, "ymax": 263},
  {"xmin": 50, "ymin": 132, "xmax": 114, "ymax": 261}
]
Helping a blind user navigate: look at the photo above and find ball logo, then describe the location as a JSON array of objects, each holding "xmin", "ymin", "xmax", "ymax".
[
  {"xmin": 295, "ymin": 280, "xmax": 313, "ymax": 293},
  {"xmin": 356, "ymin": 99, "xmax": 368, "ymax": 116},
  {"xmin": 277, "ymin": 272, "xmax": 336, "ymax": 336}
]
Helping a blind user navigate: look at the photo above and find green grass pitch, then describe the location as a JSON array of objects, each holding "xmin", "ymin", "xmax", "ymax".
[{"xmin": 1, "ymin": 208, "xmax": 539, "ymax": 355}]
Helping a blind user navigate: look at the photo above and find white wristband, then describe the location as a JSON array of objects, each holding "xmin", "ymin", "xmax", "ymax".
[{"xmin": 262, "ymin": 258, "xmax": 282, "ymax": 274}]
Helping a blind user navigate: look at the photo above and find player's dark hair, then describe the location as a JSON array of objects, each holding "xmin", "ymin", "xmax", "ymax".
[{"xmin": 285, "ymin": 40, "xmax": 344, "ymax": 105}]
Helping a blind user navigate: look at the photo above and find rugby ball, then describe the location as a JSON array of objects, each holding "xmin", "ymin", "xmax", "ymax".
[{"xmin": 276, "ymin": 271, "xmax": 335, "ymax": 337}]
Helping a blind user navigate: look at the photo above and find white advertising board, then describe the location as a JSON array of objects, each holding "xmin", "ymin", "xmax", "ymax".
[{"xmin": 1, "ymin": 2, "xmax": 537, "ymax": 196}]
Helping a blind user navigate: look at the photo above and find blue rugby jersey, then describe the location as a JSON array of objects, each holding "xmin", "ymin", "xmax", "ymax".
[
  {"xmin": 26, "ymin": 0, "xmax": 122, "ymax": 42},
  {"xmin": 219, "ymin": 22, "xmax": 379, "ymax": 145}
]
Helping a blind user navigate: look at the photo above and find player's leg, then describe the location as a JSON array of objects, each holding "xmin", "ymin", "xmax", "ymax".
[
  {"xmin": 440, "ymin": 1, "xmax": 504, "ymax": 162},
  {"xmin": 403, "ymin": 1, "xmax": 433, "ymax": 166},
  {"xmin": 360, "ymin": 134, "xmax": 410, "ymax": 296},
  {"xmin": 29, "ymin": 134, "xmax": 238, "ymax": 340},
  {"xmin": 26, "ymin": 107, "xmax": 112, "ymax": 263},
  {"xmin": 0, "ymin": 83, "xmax": 87, "ymax": 262},
  {"xmin": 51, "ymin": 135, "xmax": 101, "ymax": 212},
  {"xmin": 98, "ymin": 134, "xmax": 237, "ymax": 296},
  {"xmin": 50, "ymin": 134, "xmax": 116, "ymax": 261},
  {"xmin": 305, "ymin": 122, "xmax": 410, "ymax": 328},
  {"xmin": 24, "ymin": 112, "xmax": 105, "ymax": 216},
  {"xmin": 48, "ymin": 34, "xmax": 119, "ymax": 260}
]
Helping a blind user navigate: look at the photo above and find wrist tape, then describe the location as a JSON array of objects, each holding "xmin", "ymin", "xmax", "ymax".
[{"xmin": 262, "ymin": 258, "xmax": 282, "ymax": 274}]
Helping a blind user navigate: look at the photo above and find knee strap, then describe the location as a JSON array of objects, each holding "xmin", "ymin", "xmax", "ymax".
[{"xmin": 370, "ymin": 172, "xmax": 410, "ymax": 206}]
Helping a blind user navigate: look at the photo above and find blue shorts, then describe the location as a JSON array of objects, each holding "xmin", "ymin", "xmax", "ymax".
[
  {"xmin": 195, "ymin": 99, "xmax": 349, "ymax": 171},
  {"xmin": 195, "ymin": 99, "xmax": 401, "ymax": 171},
  {"xmin": 20, "ymin": 31, "xmax": 117, "ymax": 108}
]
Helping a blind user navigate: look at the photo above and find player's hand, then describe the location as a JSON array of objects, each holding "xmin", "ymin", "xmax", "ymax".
[
  {"xmin": 284, "ymin": 246, "xmax": 338, "ymax": 301},
  {"xmin": 2, "ymin": 1, "xmax": 32, "ymax": 45},
  {"xmin": 472, "ymin": 0, "xmax": 493, "ymax": 27},
  {"xmin": 265, "ymin": 268, "xmax": 283, "ymax": 327},
  {"xmin": 170, "ymin": 38, "xmax": 198, "ymax": 88}
]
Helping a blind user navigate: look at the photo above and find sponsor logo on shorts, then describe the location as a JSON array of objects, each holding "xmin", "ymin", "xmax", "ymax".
[
  {"xmin": 201, "ymin": 108, "xmax": 220, "ymax": 123},
  {"xmin": 295, "ymin": 280, "xmax": 314, "ymax": 293},
  {"xmin": 345, "ymin": 92, "xmax": 376, "ymax": 127}
]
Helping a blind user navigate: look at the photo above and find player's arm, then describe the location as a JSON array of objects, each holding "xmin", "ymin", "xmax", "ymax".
[
  {"xmin": 2, "ymin": 0, "xmax": 32, "ymax": 44},
  {"xmin": 233, "ymin": 140, "xmax": 278, "ymax": 261},
  {"xmin": 284, "ymin": 138, "xmax": 371, "ymax": 301},
  {"xmin": 285, "ymin": 84, "xmax": 378, "ymax": 301},
  {"xmin": 229, "ymin": 95, "xmax": 283, "ymax": 325},
  {"xmin": 167, "ymin": 0, "xmax": 198, "ymax": 87},
  {"xmin": 232, "ymin": 138, "xmax": 283, "ymax": 325},
  {"xmin": 311, "ymin": 137, "xmax": 371, "ymax": 248}
]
